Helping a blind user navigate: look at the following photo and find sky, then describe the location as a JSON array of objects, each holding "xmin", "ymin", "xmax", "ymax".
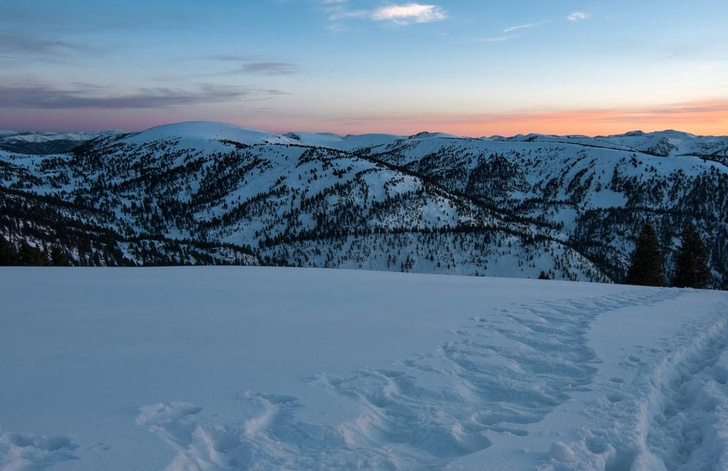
[{"xmin": 1, "ymin": 0, "xmax": 727, "ymax": 136}]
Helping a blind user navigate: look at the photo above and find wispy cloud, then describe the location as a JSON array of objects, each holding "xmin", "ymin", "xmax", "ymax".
[
  {"xmin": 322, "ymin": 0, "xmax": 369, "ymax": 22},
  {"xmin": 372, "ymin": 4, "xmax": 447, "ymax": 24},
  {"xmin": 236, "ymin": 61, "xmax": 299, "ymax": 75},
  {"xmin": 320, "ymin": 1, "xmax": 446, "ymax": 29},
  {"xmin": 320, "ymin": 0, "xmax": 368, "ymax": 31},
  {"xmin": 474, "ymin": 36, "xmax": 515, "ymax": 43},
  {"xmin": 0, "ymin": 83, "xmax": 285, "ymax": 109},
  {"xmin": 567, "ymin": 12, "xmax": 590, "ymax": 22},
  {"xmin": 503, "ymin": 20, "xmax": 551, "ymax": 34},
  {"xmin": 205, "ymin": 55, "xmax": 301, "ymax": 76},
  {"xmin": 0, "ymin": 31, "xmax": 100, "ymax": 62},
  {"xmin": 473, "ymin": 18, "xmax": 550, "ymax": 44}
]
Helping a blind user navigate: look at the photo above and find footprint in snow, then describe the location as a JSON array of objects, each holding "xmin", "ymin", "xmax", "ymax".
[{"xmin": 0, "ymin": 431, "xmax": 79, "ymax": 470}]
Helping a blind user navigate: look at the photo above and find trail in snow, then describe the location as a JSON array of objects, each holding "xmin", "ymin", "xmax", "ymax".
[
  {"xmin": 642, "ymin": 311, "xmax": 728, "ymax": 471},
  {"xmin": 537, "ymin": 299, "xmax": 728, "ymax": 471},
  {"xmin": 137, "ymin": 288, "xmax": 677, "ymax": 471}
]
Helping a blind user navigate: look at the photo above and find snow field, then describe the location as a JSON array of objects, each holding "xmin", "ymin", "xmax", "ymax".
[{"xmin": 0, "ymin": 267, "xmax": 726, "ymax": 471}]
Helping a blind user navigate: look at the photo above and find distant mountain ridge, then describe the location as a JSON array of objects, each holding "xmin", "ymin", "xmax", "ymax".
[
  {"xmin": 4, "ymin": 123, "xmax": 727, "ymax": 160},
  {"xmin": 1, "ymin": 121, "xmax": 726, "ymax": 288},
  {"xmin": 0, "ymin": 130, "xmax": 118, "ymax": 155}
]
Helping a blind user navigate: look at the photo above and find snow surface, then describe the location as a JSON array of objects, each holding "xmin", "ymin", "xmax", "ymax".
[{"xmin": 1, "ymin": 267, "xmax": 727, "ymax": 471}]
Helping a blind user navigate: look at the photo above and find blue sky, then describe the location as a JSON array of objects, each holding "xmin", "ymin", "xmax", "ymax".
[{"xmin": 1, "ymin": 0, "xmax": 727, "ymax": 135}]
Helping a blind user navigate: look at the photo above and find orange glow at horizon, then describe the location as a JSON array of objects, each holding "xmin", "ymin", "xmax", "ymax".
[
  {"xmin": 12, "ymin": 99, "xmax": 728, "ymax": 137},
  {"xmin": 273, "ymin": 99, "xmax": 728, "ymax": 137}
]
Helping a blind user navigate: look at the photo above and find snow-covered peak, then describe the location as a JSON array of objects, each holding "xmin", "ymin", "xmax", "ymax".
[
  {"xmin": 597, "ymin": 130, "xmax": 722, "ymax": 157},
  {"xmin": 480, "ymin": 129, "xmax": 727, "ymax": 158},
  {"xmin": 284, "ymin": 132, "xmax": 346, "ymax": 147},
  {"xmin": 407, "ymin": 131, "xmax": 460, "ymax": 140},
  {"xmin": 602, "ymin": 130, "xmax": 698, "ymax": 142},
  {"xmin": 284, "ymin": 131, "xmax": 403, "ymax": 151},
  {"xmin": 124, "ymin": 121, "xmax": 295, "ymax": 147}
]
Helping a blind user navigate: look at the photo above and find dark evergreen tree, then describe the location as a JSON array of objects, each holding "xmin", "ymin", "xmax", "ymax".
[
  {"xmin": 0, "ymin": 236, "xmax": 18, "ymax": 265},
  {"xmin": 538, "ymin": 270, "xmax": 550, "ymax": 280},
  {"xmin": 50, "ymin": 246, "xmax": 71, "ymax": 266},
  {"xmin": 672, "ymin": 224, "xmax": 711, "ymax": 288},
  {"xmin": 625, "ymin": 222, "xmax": 665, "ymax": 286},
  {"xmin": 19, "ymin": 242, "xmax": 48, "ymax": 266}
]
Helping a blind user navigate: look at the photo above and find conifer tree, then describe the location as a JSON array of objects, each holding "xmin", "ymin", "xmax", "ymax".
[
  {"xmin": 672, "ymin": 224, "xmax": 711, "ymax": 288},
  {"xmin": 0, "ymin": 236, "xmax": 18, "ymax": 265},
  {"xmin": 50, "ymin": 246, "xmax": 71, "ymax": 266},
  {"xmin": 19, "ymin": 242, "xmax": 48, "ymax": 266},
  {"xmin": 625, "ymin": 222, "xmax": 665, "ymax": 286}
]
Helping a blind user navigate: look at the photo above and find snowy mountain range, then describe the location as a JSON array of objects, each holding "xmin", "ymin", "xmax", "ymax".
[{"xmin": 1, "ymin": 121, "xmax": 726, "ymax": 287}]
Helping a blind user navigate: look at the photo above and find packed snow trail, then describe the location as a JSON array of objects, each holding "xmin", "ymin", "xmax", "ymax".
[
  {"xmin": 535, "ymin": 296, "xmax": 728, "ymax": 471},
  {"xmin": 1, "ymin": 268, "xmax": 727, "ymax": 471},
  {"xmin": 642, "ymin": 313, "xmax": 728, "ymax": 471},
  {"xmin": 136, "ymin": 289, "xmax": 680, "ymax": 470}
]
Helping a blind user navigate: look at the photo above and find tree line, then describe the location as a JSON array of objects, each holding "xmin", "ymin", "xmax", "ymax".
[
  {"xmin": 626, "ymin": 222, "xmax": 711, "ymax": 288},
  {"xmin": 0, "ymin": 236, "xmax": 70, "ymax": 266}
]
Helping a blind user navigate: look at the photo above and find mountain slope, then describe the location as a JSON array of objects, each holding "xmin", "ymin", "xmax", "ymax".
[
  {"xmin": 1, "ymin": 121, "xmax": 726, "ymax": 286},
  {"xmin": 368, "ymin": 133, "xmax": 728, "ymax": 285}
]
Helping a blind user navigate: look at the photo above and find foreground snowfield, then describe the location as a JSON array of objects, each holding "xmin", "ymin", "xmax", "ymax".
[{"xmin": 1, "ymin": 268, "xmax": 726, "ymax": 471}]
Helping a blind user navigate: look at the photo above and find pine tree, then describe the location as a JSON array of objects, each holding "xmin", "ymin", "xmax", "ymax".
[
  {"xmin": 0, "ymin": 236, "xmax": 18, "ymax": 265},
  {"xmin": 50, "ymin": 246, "xmax": 71, "ymax": 266},
  {"xmin": 625, "ymin": 222, "xmax": 665, "ymax": 286},
  {"xmin": 19, "ymin": 242, "xmax": 48, "ymax": 266},
  {"xmin": 672, "ymin": 224, "xmax": 711, "ymax": 288}
]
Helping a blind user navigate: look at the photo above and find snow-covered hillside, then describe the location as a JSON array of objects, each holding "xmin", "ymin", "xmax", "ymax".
[
  {"xmin": 125, "ymin": 121, "xmax": 296, "ymax": 148},
  {"xmin": 0, "ymin": 130, "xmax": 116, "ymax": 155},
  {"xmin": 498, "ymin": 130, "xmax": 728, "ymax": 160},
  {"xmin": 0, "ymin": 121, "xmax": 726, "ymax": 286},
  {"xmin": 1, "ymin": 267, "xmax": 727, "ymax": 470}
]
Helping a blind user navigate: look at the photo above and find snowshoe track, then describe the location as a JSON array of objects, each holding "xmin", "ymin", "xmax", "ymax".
[
  {"xmin": 0, "ymin": 431, "xmax": 79, "ymax": 471},
  {"xmin": 538, "ymin": 299, "xmax": 728, "ymax": 471},
  {"xmin": 642, "ymin": 304, "xmax": 728, "ymax": 471},
  {"xmin": 136, "ymin": 288, "xmax": 676, "ymax": 471}
]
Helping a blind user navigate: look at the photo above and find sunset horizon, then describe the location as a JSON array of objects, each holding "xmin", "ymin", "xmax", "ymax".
[
  {"xmin": 4, "ymin": 99, "xmax": 728, "ymax": 138},
  {"xmin": 2, "ymin": 1, "xmax": 726, "ymax": 137}
]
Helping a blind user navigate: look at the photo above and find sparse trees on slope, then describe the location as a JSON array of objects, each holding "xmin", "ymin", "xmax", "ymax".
[
  {"xmin": 625, "ymin": 222, "xmax": 665, "ymax": 287},
  {"xmin": 672, "ymin": 224, "xmax": 711, "ymax": 288}
]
